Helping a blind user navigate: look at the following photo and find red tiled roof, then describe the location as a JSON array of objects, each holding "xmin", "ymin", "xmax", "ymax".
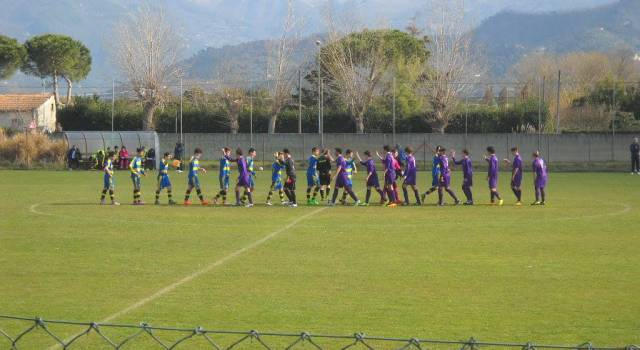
[{"xmin": 0, "ymin": 93, "xmax": 54, "ymax": 112}]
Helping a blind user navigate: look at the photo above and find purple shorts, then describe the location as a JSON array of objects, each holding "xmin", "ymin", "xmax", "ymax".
[
  {"xmin": 367, "ymin": 175, "xmax": 380, "ymax": 188},
  {"xmin": 384, "ymin": 172, "xmax": 396, "ymax": 185},
  {"xmin": 488, "ymin": 177, "xmax": 498, "ymax": 189},
  {"xmin": 511, "ymin": 175, "xmax": 523, "ymax": 188},
  {"xmin": 237, "ymin": 175, "xmax": 250, "ymax": 188},
  {"xmin": 404, "ymin": 174, "xmax": 416, "ymax": 186},
  {"xmin": 336, "ymin": 175, "xmax": 349, "ymax": 188},
  {"xmin": 463, "ymin": 176, "xmax": 473, "ymax": 187},
  {"xmin": 439, "ymin": 174, "xmax": 451, "ymax": 187},
  {"xmin": 535, "ymin": 178, "xmax": 547, "ymax": 188}
]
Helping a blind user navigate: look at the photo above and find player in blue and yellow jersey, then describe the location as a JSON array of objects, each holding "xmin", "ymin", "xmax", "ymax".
[
  {"xmin": 339, "ymin": 149, "xmax": 357, "ymax": 204},
  {"xmin": 184, "ymin": 148, "xmax": 210, "ymax": 206},
  {"xmin": 129, "ymin": 147, "xmax": 146, "ymax": 205},
  {"xmin": 155, "ymin": 152, "xmax": 177, "ymax": 205},
  {"xmin": 100, "ymin": 151, "xmax": 120, "ymax": 205},
  {"xmin": 266, "ymin": 152, "xmax": 287, "ymax": 206},
  {"xmin": 241, "ymin": 148, "xmax": 258, "ymax": 204},
  {"xmin": 213, "ymin": 147, "xmax": 232, "ymax": 205},
  {"xmin": 306, "ymin": 147, "xmax": 321, "ymax": 205}
]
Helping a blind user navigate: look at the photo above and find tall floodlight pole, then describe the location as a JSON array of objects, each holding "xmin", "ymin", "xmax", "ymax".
[
  {"xmin": 250, "ymin": 81, "xmax": 254, "ymax": 147},
  {"xmin": 180, "ymin": 78, "xmax": 183, "ymax": 144},
  {"xmin": 555, "ymin": 70, "xmax": 561, "ymax": 135},
  {"xmin": 316, "ymin": 40, "xmax": 323, "ymax": 147},
  {"xmin": 111, "ymin": 79, "xmax": 115, "ymax": 134},
  {"xmin": 392, "ymin": 76, "xmax": 396, "ymax": 145},
  {"xmin": 298, "ymin": 69, "xmax": 302, "ymax": 134}
]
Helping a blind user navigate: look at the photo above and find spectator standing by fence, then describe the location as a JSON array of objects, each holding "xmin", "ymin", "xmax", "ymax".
[
  {"xmin": 174, "ymin": 142, "xmax": 184, "ymax": 172},
  {"xmin": 631, "ymin": 137, "xmax": 640, "ymax": 175},
  {"xmin": 67, "ymin": 145, "xmax": 80, "ymax": 170},
  {"xmin": 119, "ymin": 146, "xmax": 129, "ymax": 170}
]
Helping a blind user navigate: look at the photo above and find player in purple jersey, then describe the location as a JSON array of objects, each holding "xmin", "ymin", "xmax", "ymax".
[
  {"xmin": 330, "ymin": 148, "xmax": 360, "ymax": 206},
  {"xmin": 230, "ymin": 148, "xmax": 254, "ymax": 207},
  {"xmin": 436, "ymin": 147, "xmax": 460, "ymax": 206},
  {"xmin": 484, "ymin": 146, "xmax": 504, "ymax": 206},
  {"xmin": 376, "ymin": 145, "xmax": 398, "ymax": 207},
  {"xmin": 355, "ymin": 150, "xmax": 386, "ymax": 205},
  {"xmin": 503, "ymin": 146, "xmax": 523, "ymax": 205},
  {"xmin": 401, "ymin": 147, "xmax": 421, "ymax": 205},
  {"xmin": 451, "ymin": 148, "xmax": 473, "ymax": 205},
  {"xmin": 531, "ymin": 150, "xmax": 548, "ymax": 205}
]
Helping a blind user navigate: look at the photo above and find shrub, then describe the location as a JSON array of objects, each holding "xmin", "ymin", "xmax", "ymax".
[{"xmin": 0, "ymin": 131, "xmax": 67, "ymax": 168}]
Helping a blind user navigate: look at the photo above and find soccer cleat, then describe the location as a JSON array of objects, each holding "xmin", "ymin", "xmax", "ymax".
[
  {"xmin": 154, "ymin": 200, "xmax": 160, "ymax": 205},
  {"xmin": 311, "ymin": 198, "xmax": 320, "ymax": 205},
  {"xmin": 168, "ymin": 200, "xmax": 177, "ymax": 205},
  {"xmin": 212, "ymin": 198, "xmax": 218, "ymax": 205},
  {"xmin": 328, "ymin": 202, "xmax": 336, "ymax": 207},
  {"xmin": 266, "ymin": 201, "xmax": 273, "ymax": 206},
  {"xmin": 386, "ymin": 203, "xmax": 397, "ymax": 208},
  {"xmin": 463, "ymin": 201, "xmax": 474, "ymax": 206},
  {"xmin": 281, "ymin": 201, "xmax": 290, "ymax": 206},
  {"xmin": 290, "ymin": 203, "xmax": 298, "ymax": 208},
  {"xmin": 361, "ymin": 202, "xmax": 370, "ymax": 207},
  {"xmin": 111, "ymin": 201, "xmax": 120, "ymax": 206},
  {"xmin": 531, "ymin": 201, "xmax": 541, "ymax": 206},
  {"xmin": 515, "ymin": 201, "xmax": 522, "ymax": 206},
  {"xmin": 454, "ymin": 200, "xmax": 461, "ymax": 206},
  {"xmin": 498, "ymin": 199, "xmax": 504, "ymax": 206},
  {"xmin": 184, "ymin": 200, "xmax": 192, "ymax": 206},
  {"xmin": 245, "ymin": 203, "xmax": 254, "ymax": 208},
  {"xmin": 540, "ymin": 201, "xmax": 546, "ymax": 206},
  {"xmin": 201, "ymin": 200, "xmax": 210, "ymax": 206},
  {"xmin": 354, "ymin": 200, "xmax": 361, "ymax": 206},
  {"xmin": 100, "ymin": 199, "xmax": 106, "ymax": 205},
  {"xmin": 176, "ymin": 170, "xmax": 183, "ymax": 173},
  {"xmin": 306, "ymin": 198, "xmax": 312, "ymax": 205}
]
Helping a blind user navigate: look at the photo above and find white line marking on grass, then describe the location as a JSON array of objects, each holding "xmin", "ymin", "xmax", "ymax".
[{"xmin": 46, "ymin": 206, "xmax": 327, "ymax": 350}]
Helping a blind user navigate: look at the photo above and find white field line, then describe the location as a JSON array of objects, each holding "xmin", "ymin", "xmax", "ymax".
[{"xmin": 46, "ymin": 206, "xmax": 327, "ymax": 349}]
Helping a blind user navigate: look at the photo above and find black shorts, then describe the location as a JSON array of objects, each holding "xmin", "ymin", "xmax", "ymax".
[
  {"xmin": 319, "ymin": 172, "xmax": 331, "ymax": 185},
  {"xmin": 284, "ymin": 177, "xmax": 296, "ymax": 190}
]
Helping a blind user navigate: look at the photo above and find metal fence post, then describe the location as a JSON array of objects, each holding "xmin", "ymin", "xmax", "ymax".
[{"xmin": 555, "ymin": 70, "xmax": 561, "ymax": 135}]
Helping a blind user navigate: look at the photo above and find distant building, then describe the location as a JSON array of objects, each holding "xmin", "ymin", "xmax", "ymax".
[{"xmin": 0, "ymin": 93, "xmax": 56, "ymax": 132}]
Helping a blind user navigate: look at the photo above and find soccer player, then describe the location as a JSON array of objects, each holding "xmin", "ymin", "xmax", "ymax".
[
  {"xmin": 402, "ymin": 147, "xmax": 421, "ymax": 205},
  {"xmin": 317, "ymin": 149, "xmax": 332, "ymax": 202},
  {"xmin": 421, "ymin": 146, "xmax": 442, "ymax": 204},
  {"xmin": 452, "ymin": 149, "xmax": 474, "ymax": 205},
  {"xmin": 231, "ymin": 148, "xmax": 254, "ymax": 207},
  {"xmin": 339, "ymin": 149, "xmax": 357, "ymax": 205},
  {"xmin": 532, "ymin": 151, "xmax": 548, "ymax": 205},
  {"xmin": 129, "ymin": 147, "xmax": 146, "ymax": 205},
  {"xmin": 100, "ymin": 151, "xmax": 120, "ymax": 205},
  {"xmin": 155, "ymin": 152, "xmax": 176, "ymax": 205},
  {"xmin": 306, "ymin": 147, "xmax": 321, "ymax": 205},
  {"xmin": 282, "ymin": 148, "xmax": 298, "ymax": 207},
  {"xmin": 376, "ymin": 145, "xmax": 397, "ymax": 207},
  {"xmin": 355, "ymin": 151, "xmax": 385, "ymax": 205},
  {"xmin": 631, "ymin": 137, "xmax": 640, "ymax": 175},
  {"xmin": 213, "ymin": 147, "xmax": 232, "ymax": 205},
  {"xmin": 330, "ymin": 148, "xmax": 360, "ymax": 206},
  {"xmin": 484, "ymin": 146, "xmax": 504, "ymax": 206},
  {"xmin": 437, "ymin": 147, "xmax": 460, "ymax": 206},
  {"xmin": 391, "ymin": 149, "xmax": 402, "ymax": 204},
  {"xmin": 503, "ymin": 146, "xmax": 523, "ymax": 205},
  {"xmin": 266, "ymin": 152, "xmax": 287, "ymax": 206},
  {"xmin": 184, "ymin": 148, "xmax": 210, "ymax": 206},
  {"xmin": 241, "ymin": 148, "xmax": 258, "ymax": 204}
]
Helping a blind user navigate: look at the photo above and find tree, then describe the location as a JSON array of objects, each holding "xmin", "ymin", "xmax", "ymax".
[
  {"xmin": 112, "ymin": 4, "xmax": 184, "ymax": 130},
  {"xmin": 265, "ymin": 0, "xmax": 300, "ymax": 134},
  {"xmin": 320, "ymin": 28, "xmax": 428, "ymax": 133},
  {"xmin": 420, "ymin": 0, "xmax": 484, "ymax": 133},
  {"xmin": 0, "ymin": 35, "xmax": 26, "ymax": 80},
  {"xmin": 23, "ymin": 34, "xmax": 91, "ymax": 105}
]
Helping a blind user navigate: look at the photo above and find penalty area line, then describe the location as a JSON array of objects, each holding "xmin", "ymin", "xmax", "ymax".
[{"xmin": 46, "ymin": 206, "xmax": 327, "ymax": 350}]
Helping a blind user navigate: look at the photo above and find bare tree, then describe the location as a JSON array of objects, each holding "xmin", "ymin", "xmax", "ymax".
[
  {"xmin": 112, "ymin": 4, "xmax": 184, "ymax": 130},
  {"xmin": 421, "ymin": 0, "xmax": 484, "ymax": 133},
  {"xmin": 212, "ymin": 62, "xmax": 249, "ymax": 134},
  {"xmin": 265, "ymin": 0, "xmax": 300, "ymax": 134}
]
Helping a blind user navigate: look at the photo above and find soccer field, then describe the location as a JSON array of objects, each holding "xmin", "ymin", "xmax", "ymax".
[{"xmin": 0, "ymin": 170, "xmax": 638, "ymax": 349}]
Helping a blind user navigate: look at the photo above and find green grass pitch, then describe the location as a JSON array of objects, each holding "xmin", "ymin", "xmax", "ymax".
[{"xmin": 0, "ymin": 169, "xmax": 638, "ymax": 349}]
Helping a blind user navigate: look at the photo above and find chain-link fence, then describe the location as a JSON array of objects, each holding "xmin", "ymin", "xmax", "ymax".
[{"xmin": 1, "ymin": 315, "xmax": 638, "ymax": 350}]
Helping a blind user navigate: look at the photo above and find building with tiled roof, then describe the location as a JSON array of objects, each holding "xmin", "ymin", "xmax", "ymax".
[{"xmin": 0, "ymin": 93, "xmax": 56, "ymax": 132}]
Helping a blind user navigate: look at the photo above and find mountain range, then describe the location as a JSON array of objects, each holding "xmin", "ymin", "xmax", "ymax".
[{"xmin": 0, "ymin": 0, "xmax": 631, "ymax": 87}]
